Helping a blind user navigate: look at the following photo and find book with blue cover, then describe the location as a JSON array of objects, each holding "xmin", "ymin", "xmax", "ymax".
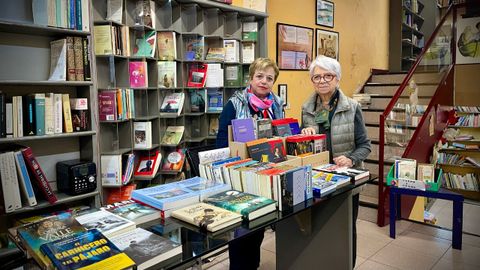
[
  {"xmin": 312, "ymin": 170, "xmax": 351, "ymax": 188},
  {"xmin": 204, "ymin": 190, "xmax": 276, "ymax": 220},
  {"xmin": 176, "ymin": 177, "xmax": 231, "ymax": 201},
  {"xmin": 232, "ymin": 118, "xmax": 256, "ymax": 142},
  {"xmin": 40, "ymin": 229, "xmax": 135, "ymax": 270},
  {"xmin": 279, "ymin": 165, "xmax": 313, "ymax": 209},
  {"xmin": 131, "ymin": 183, "xmax": 199, "ymax": 210}
]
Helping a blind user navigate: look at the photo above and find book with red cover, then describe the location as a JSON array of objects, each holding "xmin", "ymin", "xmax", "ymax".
[
  {"xmin": 21, "ymin": 147, "xmax": 57, "ymax": 204},
  {"xmin": 187, "ymin": 64, "xmax": 208, "ymax": 87},
  {"xmin": 106, "ymin": 184, "xmax": 137, "ymax": 204},
  {"xmin": 134, "ymin": 151, "xmax": 162, "ymax": 179},
  {"xmin": 98, "ymin": 91, "xmax": 117, "ymax": 121}
]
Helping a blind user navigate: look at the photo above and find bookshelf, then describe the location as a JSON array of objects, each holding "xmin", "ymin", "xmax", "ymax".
[
  {"xmin": 0, "ymin": 0, "xmax": 100, "ymax": 234},
  {"xmin": 92, "ymin": 0, "xmax": 268, "ymax": 195}
]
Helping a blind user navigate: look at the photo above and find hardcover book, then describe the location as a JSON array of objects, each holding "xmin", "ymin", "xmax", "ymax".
[
  {"xmin": 231, "ymin": 118, "xmax": 256, "ymax": 142},
  {"xmin": 131, "ymin": 184, "xmax": 199, "ymax": 210},
  {"xmin": 134, "ymin": 121, "xmax": 153, "ymax": 149},
  {"xmin": 40, "ymin": 229, "xmax": 135, "ymax": 270},
  {"xmin": 133, "ymin": 30, "xmax": 156, "ymax": 58},
  {"xmin": 176, "ymin": 176, "xmax": 231, "ymax": 201},
  {"xmin": 312, "ymin": 170, "xmax": 351, "ymax": 189},
  {"xmin": 162, "ymin": 149, "xmax": 185, "ymax": 172},
  {"xmin": 161, "ymin": 126, "xmax": 185, "ymax": 145},
  {"xmin": 157, "ymin": 31, "xmax": 177, "ymax": 60},
  {"xmin": 314, "ymin": 163, "xmax": 370, "ymax": 181},
  {"xmin": 110, "ymin": 228, "xmax": 182, "ymax": 270},
  {"xmin": 101, "ymin": 200, "xmax": 161, "ymax": 225},
  {"xmin": 160, "ymin": 93, "xmax": 184, "ymax": 115},
  {"xmin": 14, "ymin": 150, "xmax": 37, "ymax": 206},
  {"xmin": 187, "ymin": 64, "xmax": 208, "ymax": 87},
  {"xmin": 129, "ymin": 61, "xmax": 148, "ymax": 88},
  {"xmin": 0, "ymin": 151, "xmax": 22, "ymax": 212},
  {"xmin": 21, "ymin": 146, "xmax": 57, "ymax": 204},
  {"xmin": 75, "ymin": 210, "xmax": 136, "ymax": 238},
  {"xmin": 134, "ymin": 151, "xmax": 161, "ymax": 180},
  {"xmin": 171, "ymin": 202, "xmax": 242, "ymax": 232},
  {"xmin": 256, "ymin": 118, "xmax": 272, "ymax": 139},
  {"xmin": 204, "ymin": 190, "xmax": 276, "ymax": 220},
  {"xmin": 157, "ymin": 61, "xmax": 177, "ymax": 88}
]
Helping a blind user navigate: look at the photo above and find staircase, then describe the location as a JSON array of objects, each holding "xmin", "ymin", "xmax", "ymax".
[{"xmin": 359, "ymin": 71, "xmax": 444, "ymax": 207}]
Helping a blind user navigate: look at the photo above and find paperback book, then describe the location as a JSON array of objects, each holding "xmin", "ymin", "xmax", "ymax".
[
  {"xmin": 134, "ymin": 151, "xmax": 161, "ymax": 180},
  {"xmin": 188, "ymin": 89, "xmax": 206, "ymax": 113},
  {"xmin": 133, "ymin": 30, "xmax": 156, "ymax": 58},
  {"xmin": 134, "ymin": 121, "xmax": 153, "ymax": 149},
  {"xmin": 232, "ymin": 118, "xmax": 256, "ymax": 142},
  {"xmin": 75, "ymin": 210, "xmax": 136, "ymax": 238},
  {"xmin": 206, "ymin": 88, "xmax": 223, "ymax": 112},
  {"xmin": 176, "ymin": 176, "xmax": 231, "ymax": 201},
  {"xmin": 158, "ymin": 61, "xmax": 177, "ymax": 88},
  {"xmin": 157, "ymin": 31, "xmax": 177, "ymax": 60},
  {"xmin": 161, "ymin": 126, "xmax": 185, "ymax": 145},
  {"xmin": 162, "ymin": 149, "xmax": 186, "ymax": 172},
  {"xmin": 314, "ymin": 163, "xmax": 370, "ymax": 181},
  {"xmin": 129, "ymin": 61, "xmax": 148, "ymax": 88},
  {"xmin": 131, "ymin": 184, "xmax": 199, "ymax": 210},
  {"xmin": 100, "ymin": 199, "xmax": 161, "ymax": 225},
  {"xmin": 184, "ymin": 36, "xmax": 204, "ymax": 60},
  {"xmin": 160, "ymin": 92, "xmax": 184, "ymax": 115},
  {"xmin": 187, "ymin": 64, "xmax": 208, "ymax": 87}
]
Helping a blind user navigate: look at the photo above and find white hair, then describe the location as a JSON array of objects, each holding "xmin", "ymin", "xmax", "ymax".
[{"xmin": 309, "ymin": 55, "xmax": 341, "ymax": 81}]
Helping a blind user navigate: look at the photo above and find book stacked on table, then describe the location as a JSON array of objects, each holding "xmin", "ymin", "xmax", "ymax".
[
  {"xmin": 314, "ymin": 163, "xmax": 370, "ymax": 182},
  {"xmin": 100, "ymin": 199, "xmax": 162, "ymax": 225}
]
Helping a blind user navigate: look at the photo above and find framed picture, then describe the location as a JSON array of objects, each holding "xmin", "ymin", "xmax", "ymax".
[
  {"xmin": 277, "ymin": 23, "xmax": 314, "ymax": 70},
  {"xmin": 316, "ymin": 29, "xmax": 339, "ymax": 61},
  {"xmin": 456, "ymin": 16, "xmax": 480, "ymax": 64},
  {"xmin": 316, "ymin": 0, "xmax": 334, "ymax": 28}
]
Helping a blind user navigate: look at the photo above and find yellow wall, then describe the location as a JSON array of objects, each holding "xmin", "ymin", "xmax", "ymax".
[{"xmin": 233, "ymin": 0, "xmax": 390, "ymax": 120}]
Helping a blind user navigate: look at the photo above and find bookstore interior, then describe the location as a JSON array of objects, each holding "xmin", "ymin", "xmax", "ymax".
[{"xmin": 0, "ymin": 0, "xmax": 479, "ymax": 269}]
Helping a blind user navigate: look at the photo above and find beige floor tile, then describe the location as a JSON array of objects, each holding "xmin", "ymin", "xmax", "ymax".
[
  {"xmin": 357, "ymin": 233, "xmax": 391, "ymax": 258},
  {"xmin": 357, "ymin": 219, "xmax": 411, "ymax": 241},
  {"xmin": 408, "ymin": 222, "xmax": 452, "ymax": 241},
  {"xmin": 370, "ymin": 243, "xmax": 440, "ymax": 269},
  {"xmin": 354, "ymin": 256, "xmax": 367, "ymax": 269},
  {"xmin": 259, "ymin": 249, "xmax": 276, "ymax": 270},
  {"xmin": 359, "ymin": 206, "xmax": 378, "ymax": 223},
  {"xmin": 261, "ymin": 231, "xmax": 276, "ymax": 253},
  {"xmin": 393, "ymin": 230, "xmax": 451, "ymax": 258},
  {"xmin": 462, "ymin": 233, "xmax": 480, "ymax": 248},
  {"xmin": 441, "ymin": 244, "xmax": 480, "ymax": 267},
  {"xmin": 205, "ymin": 261, "xmax": 229, "ymax": 270},
  {"xmin": 356, "ymin": 259, "xmax": 400, "ymax": 270},
  {"xmin": 431, "ymin": 258, "xmax": 480, "ymax": 270}
]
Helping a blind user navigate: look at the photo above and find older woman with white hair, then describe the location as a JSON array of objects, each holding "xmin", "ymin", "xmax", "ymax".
[{"xmin": 301, "ymin": 55, "xmax": 371, "ymax": 266}]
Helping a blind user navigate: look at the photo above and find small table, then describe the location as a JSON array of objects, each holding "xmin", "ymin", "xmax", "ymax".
[{"xmin": 389, "ymin": 187, "xmax": 464, "ymax": 250}]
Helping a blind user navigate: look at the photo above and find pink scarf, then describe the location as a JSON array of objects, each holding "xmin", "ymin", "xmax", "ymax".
[{"xmin": 247, "ymin": 86, "xmax": 274, "ymax": 118}]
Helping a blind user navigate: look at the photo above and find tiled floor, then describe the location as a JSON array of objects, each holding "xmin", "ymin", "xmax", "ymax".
[{"xmin": 202, "ymin": 206, "xmax": 480, "ymax": 270}]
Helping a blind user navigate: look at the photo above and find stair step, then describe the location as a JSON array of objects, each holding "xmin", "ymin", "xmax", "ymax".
[
  {"xmin": 364, "ymin": 84, "xmax": 437, "ymax": 96},
  {"xmin": 370, "ymin": 96, "xmax": 431, "ymax": 108},
  {"xmin": 360, "ymin": 194, "xmax": 378, "ymax": 207},
  {"xmin": 371, "ymin": 72, "xmax": 442, "ymax": 84}
]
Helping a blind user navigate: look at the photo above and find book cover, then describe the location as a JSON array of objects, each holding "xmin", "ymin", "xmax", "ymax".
[
  {"xmin": 134, "ymin": 121, "xmax": 153, "ymax": 149},
  {"xmin": 187, "ymin": 64, "xmax": 208, "ymax": 87},
  {"xmin": 129, "ymin": 61, "xmax": 148, "ymax": 88},
  {"xmin": 208, "ymin": 116, "xmax": 219, "ymax": 136},
  {"xmin": 101, "ymin": 200, "xmax": 160, "ymax": 225},
  {"xmin": 34, "ymin": 93, "xmax": 46, "ymax": 136},
  {"xmin": 171, "ymin": 202, "xmax": 242, "ymax": 232},
  {"xmin": 17, "ymin": 213, "xmax": 86, "ymax": 269},
  {"xmin": 21, "ymin": 147, "xmax": 57, "ymax": 204},
  {"xmin": 22, "ymin": 95, "xmax": 36, "ymax": 136},
  {"xmin": 101, "ymin": 154, "xmax": 122, "ymax": 187},
  {"xmin": 204, "ymin": 190, "xmax": 276, "ymax": 220},
  {"xmin": 53, "ymin": 93, "xmax": 63, "ymax": 133},
  {"xmin": 0, "ymin": 151, "xmax": 22, "ymax": 212},
  {"xmin": 48, "ymin": 38, "xmax": 67, "ymax": 81},
  {"xmin": 176, "ymin": 176, "xmax": 231, "ymax": 201},
  {"xmin": 106, "ymin": 184, "xmax": 137, "ymax": 205},
  {"xmin": 256, "ymin": 118, "xmax": 272, "ymax": 139},
  {"xmin": 93, "ymin": 25, "xmax": 113, "ymax": 55},
  {"xmin": 73, "ymin": 36, "xmax": 84, "ymax": 81},
  {"xmin": 247, "ymin": 138, "xmax": 286, "ymax": 163},
  {"xmin": 225, "ymin": 65, "xmax": 241, "ymax": 87},
  {"xmin": 314, "ymin": 163, "xmax": 370, "ymax": 181},
  {"xmin": 205, "ymin": 47, "xmax": 225, "ymax": 61},
  {"xmin": 206, "ymin": 88, "xmax": 223, "ymax": 112},
  {"xmin": 40, "ymin": 229, "xmax": 135, "ymax": 270},
  {"xmin": 135, "ymin": 0, "xmax": 155, "ymax": 27},
  {"xmin": 231, "ymin": 118, "xmax": 256, "ymax": 142},
  {"xmin": 157, "ymin": 61, "xmax": 177, "ymax": 88},
  {"xmin": 75, "ymin": 210, "xmax": 136, "ymax": 238},
  {"xmin": 98, "ymin": 90, "xmax": 117, "ymax": 121},
  {"xmin": 122, "ymin": 153, "xmax": 136, "ymax": 185},
  {"xmin": 311, "ymin": 176, "xmax": 337, "ymax": 198},
  {"xmin": 223, "ymin": 40, "xmax": 239, "ymax": 62},
  {"xmin": 312, "ymin": 170, "xmax": 350, "ymax": 189},
  {"xmin": 157, "ymin": 31, "xmax": 177, "ymax": 60},
  {"xmin": 110, "ymin": 228, "xmax": 181, "ymax": 270},
  {"xmin": 242, "ymin": 42, "xmax": 255, "ymax": 63},
  {"xmin": 66, "ymin": 36, "xmax": 76, "ymax": 81},
  {"xmin": 160, "ymin": 92, "xmax": 184, "ymax": 115},
  {"xmin": 162, "ymin": 149, "xmax": 185, "ymax": 172},
  {"xmin": 134, "ymin": 151, "xmax": 161, "ymax": 179},
  {"xmin": 133, "ymin": 30, "xmax": 156, "ymax": 58},
  {"xmin": 188, "ymin": 89, "xmax": 206, "ymax": 113},
  {"xmin": 417, "ymin": 163, "xmax": 434, "ymax": 182},
  {"xmin": 161, "ymin": 126, "xmax": 185, "ymax": 145},
  {"xmin": 14, "ymin": 150, "xmax": 37, "ymax": 206},
  {"xmin": 184, "ymin": 36, "xmax": 204, "ymax": 60},
  {"xmin": 131, "ymin": 184, "xmax": 199, "ymax": 210},
  {"xmin": 62, "ymin": 94, "xmax": 73, "ymax": 133},
  {"xmin": 280, "ymin": 166, "xmax": 312, "ymax": 209}
]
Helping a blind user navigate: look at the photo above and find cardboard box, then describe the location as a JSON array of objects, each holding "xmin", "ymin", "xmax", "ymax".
[
  {"xmin": 301, "ymin": 151, "xmax": 329, "ymax": 167},
  {"xmin": 276, "ymin": 155, "xmax": 302, "ymax": 167}
]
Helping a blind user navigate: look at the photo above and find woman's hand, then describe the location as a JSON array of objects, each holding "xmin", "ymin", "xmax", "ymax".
[
  {"xmin": 301, "ymin": 127, "xmax": 316, "ymax": 135},
  {"xmin": 333, "ymin": 155, "xmax": 353, "ymax": 167}
]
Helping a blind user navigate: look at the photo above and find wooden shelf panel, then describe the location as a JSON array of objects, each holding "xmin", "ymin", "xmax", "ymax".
[
  {"xmin": 0, "ymin": 131, "xmax": 96, "ymax": 143},
  {"xmin": 0, "ymin": 20, "xmax": 90, "ymax": 36}
]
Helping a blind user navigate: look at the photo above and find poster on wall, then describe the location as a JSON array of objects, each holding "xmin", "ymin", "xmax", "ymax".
[
  {"xmin": 316, "ymin": 0, "xmax": 334, "ymax": 28},
  {"xmin": 316, "ymin": 29, "xmax": 339, "ymax": 60},
  {"xmin": 277, "ymin": 23, "xmax": 314, "ymax": 70},
  {"xmin": 456, "ymin": 16, "xmax": 480, "ymax": 64}
]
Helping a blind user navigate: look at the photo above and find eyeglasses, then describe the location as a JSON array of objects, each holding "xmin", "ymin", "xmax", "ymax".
[{"xmin": 311, "ymin": 74, "xmax": 336, "ymax": 83}]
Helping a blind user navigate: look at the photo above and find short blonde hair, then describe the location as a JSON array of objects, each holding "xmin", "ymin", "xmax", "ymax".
[{"xmin": 249, "ymin": 58, "xmax": 280, "ymax": 83}]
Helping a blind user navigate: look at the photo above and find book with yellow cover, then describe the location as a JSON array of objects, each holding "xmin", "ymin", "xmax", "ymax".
[{"xmin": 62, "ymin": 94, "xmax": 73, "ymax": 133}]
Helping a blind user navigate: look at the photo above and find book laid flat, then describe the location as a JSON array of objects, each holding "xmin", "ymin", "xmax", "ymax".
[
  {"xmin": 204, "ymin": 190, "xmax": 276, "ymax": 220},
  {"xmin": 176, "ymin": 176, "xmax": 232, "ymax": 201},
  {"xmin": 171, "ymin": 202, "xmax": 242, "ymax": 232},
  {"xmin": 110, "ymin": 228, "xmax": 182, "ymax": 270},
  {"xmin": 312, "ymin": 177, "xmax": 337, "ymax": 198},
  {"xmin": 40, "ymin": 229, "xmax": 135, "ymax": 270},
  {"xmin": 314, "ymin": 163, "xmax": 370, "ymax": 181},
  {"xmin": 75, "ymin": 210, "xmax": 136, "ymax": 238},
  {"xmin": 17, "ymin": 213, "xmax": 86, "ymax": 270},
  {"xmin": 312, "ymin": 170, "xmax": 351, "ymax": 188},
  {"xmin": 100, "ymin": 199, "xmax": 161, "ymax": 225},
  {"xmin": 131, "ymin": 184, "xmax": 199, "ymax": 211}
]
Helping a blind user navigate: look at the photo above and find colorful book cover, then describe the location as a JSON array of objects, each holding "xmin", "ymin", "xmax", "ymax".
[
  {"xmin": 231, "ymin": 118, "xmax": 256, "ymax": 143},
  {"xmin": 40, "ymin": 229, "xmax": 135, "ymax": 270},
  {"xmin": 131, "ymin": 183, "xmax": 199, "ymax": 210},
  {"xmin": 21, "ymin": 146, "xmax": 57, "ymax": 204},
  {"xmin": 312, "ymin": 170, "xmax": 350, "ymax": 189},
  {"xmin": 160, "ymin": 92, "xmax": 184, "ymax": 114},
  {"xmin": 100, "ymin": 199, "xmax": 160, "ymax": 225},
  {"xmin": 188, "ymin": 89, "xmax": 206, "ymax": 113},
  {"xmin": 161, "ymin": 126, "xmax": 185, "ymax": 145},
  {"xmin": 187, "ymin": 64, "xmax": 208, "ymax": 87},
  {"xmin": 17, "ymin": 213, "xmax": 86, "ymax": 269},
  {"xmin": 129, "ymin": 61, "xmax": 148, "ymax": 88},
  {"xmin": 157, "ymin": 31, "xmax": 177, "ymax": 60},
  {"xmin": 133, "ymin": 151, "xmax": 161, "ymax": 179},
  {"xmin": 110, "ymin": 228, "xmax": 182, "ymax": 269},
  {"xmin": 157, "ymin": 61, "xmax": 177, "ymax": 88},
  {"xmin": 162, "ymin": 149, "xmax": 185, "ymax": 171},
  {"xmin": 176, "ymin": 176, "xmax": 231, "ymax": 201},
  {"xmin": 206, "ymin": 88, "xmax": 223, "ymax": 112},
  {"xmin": 204, "ymin": 190, "xmax": 276, "ymax": 220},
  {"xmin": 184, "ymin": 36, "xmax": 204, "ymax": 60},
  {"xmin": 133, "ymin": 30, "xmax": 156, "ymax": 58},
  {"xmin": 75, "ymin": 210, "xmax": 136, "ymax": 238}
]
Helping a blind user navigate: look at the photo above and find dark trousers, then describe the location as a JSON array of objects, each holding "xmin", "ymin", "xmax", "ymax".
[
  {"xmin": 228, "ymin": 229, "xmax": 265, "ymax": 270},
  {"xmin": 352, "ymin": 193, "xmax": 360, "ymax": 267}
]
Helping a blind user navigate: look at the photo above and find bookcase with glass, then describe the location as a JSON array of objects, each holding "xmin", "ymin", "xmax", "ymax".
[
  {"xmin": 0, "ymin": 0, "xmax": 100, "ymax": 253},
  {"xmin": 92, "ymin": 0, "xmax": 267, "ymax": 198}
]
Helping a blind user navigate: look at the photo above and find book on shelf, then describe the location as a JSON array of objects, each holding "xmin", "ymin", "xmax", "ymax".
[
  {"xmin": 231, "ymin": 118, "xmax": 256, "ymax": 143},
  {"xmin": 106, "ymin": 0, "xmax": 123, "ymax": 23},
  {"xmin": 73, "ymin": 36, "xmax": 84, "ymax": 81},
  {"xmin": 48, "ymin": 38, "xmax": 67, "ymax": 81},
  {"xmin": 223, "ymin": 40, "xmax": 240, "ymax": 62},
  {"xmin": 134, "ymin": 121, "xmax": 153, "ymax": 149},
  {"xmin": 161, "ymin": 126, "xmax": 185, "ymax": 145},
  {"xmin": 466, "ymin": 157, "xmax": 480, "ymax": 167},
  {"xmin": 242, "ymin": 42, "xmax": 255, "ymax": 63},
  {"xmin": 225, "ymin": 65, "xmax": 242, "ymax": 87},
  {"xmin": 206, "ymin": 88, "xmax": 223, "ymax": 112},
  {"xmin": 209, "ymin": 116, "xmax": 219, "ymax": 136},
  {"xmin": 122, "ymin": 153, "xmax": 136, "ymax": 185},
  {"xmin": 101, "ymin": 199, "xmax": 161, "ymax": 225},
  {"xmin": 162, "ymin": 149, "xmax": 186, "ymax": 172},
  {"xmin": 131, "ymin": 183, "xmax": 199, "ymax": 211},
  {"xmin": 204, "ymin": 190, "xmax": 276, "ymax": 220},
  {"xmin": 134, "ymin": 151, "xmax": 161, "ymax": 180},
  {"xmin": 44, "ymin": 93, "xmax": 54, "ymax": 135},
  {"xmin": 188, "ymin": 89, "xmax": 206, "ymax": 113},
  {"xmin": 171, "ymin": 202, "xmax": 242, "ymax": 232},
  {"xmin": 187, "ymin": 64, "xmax": 208, "ymax": 87},
  {"xmin": 160, "ymin": 92, "xmax": 184, "ymax": 115},
  {"xmin": 205, "ymin": 47, "xmax": 226, "ymax": 62},
  {"xmin": 33, "ymin": 93, "xmax": 45, "ymax": 136},
  {"xmin": 53, "ymin": 93, "xmax": 63, "ymax": 133},
  {"xmin": 40, "ymin": 229, "xmax": 135, "ymax": 270},
  {"xmin": 0, "ymin": 151, "xmax": 22, "ymax": 212},
  {"xmin": 17, "ymin": 213, "xmax": 86, "ymax": 270},
  {"xmin": 110, "ymin": 228, "xmax": 182, "ymax": 270},
  {"xmin": 205, "ymin": 63, "xmax": 224, "ymax": 87},
  {"xmin": 242, "ymin": 21, "xmax": 258, "ymax": 41},
  {"xmin": 394, "ymin": 158, "xmax": 417, "ymax": 180},
  {"xmin": 66, "ymin": 36, "xmax": 76, "ymax": 81},
  {"xmin": 101, "ymin": 154, "xmax": 122, "ymax": 187},
  {"xmin": 12, "ymin": 96, "xmax": 24, "ymax": 138},
  {"xmin": 70, "ymin": 97, "xmax": 88, "ymax": 132},
  {"xmin": 133, "ymin": 30, "xmax": 157, "ymax": 58},
  {"xmin": 417, "ymin": 163, "xmax": 435, "ymax": 182},
  {"xmin": 129, "ymin": 61, "xmax": 148, "ymax": 88},
  {"xmin": 157, "ymin": 31, "xmax": 177, "ymax": 60},
  {"xmin": 157, "ymin": 61, "xmax": 177, "ymax": 88},
  {"xmin": 75, "ymin": 210, "xmax": 136, "ymax": 238},
  {"xmin": 184, "ymin": 36, "xmax": 204, "ymax": 61},
  {"xmin": 98, "ymin": 90, "xmax": 117, "ymax": 121},
  {"xmin": 62, "ymin": 93, "xmax": 73, "ymax": 133},
  {"xmin": 13, "ymin": 150, "xmax": 37, "ymax": 207},
  {"xmin": 106, "ymin": 183, "xmax": 137, "ymax": 205},
  {"xmin": 314, "ymin": 163, "xmax": 370, "ymax": 181},
  {"xmin": 135, "ymin": 0, "xmax": 156, "ymax": 27}
]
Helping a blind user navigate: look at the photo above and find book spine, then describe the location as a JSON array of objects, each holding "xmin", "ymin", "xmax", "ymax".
[
  {"xmin": 0, "ymin": 152, "xmax": 23, "ymax": 212},
  {"xmin": 44, "ymin": 93, "xmax": 54, "ymax": 134},
  {"xmin": 82, "ymin": 37, "xmax": 91, "ymax": 81},
  {"xmin": 55, "ymin": 0, "xmax": 62, "ymax": 27},
  {"xmin": 0, "ymin": 93, "xmax": 5, "ymax": 137},
  {"xmin": 21, "ymin": 147, "xmax": 58, "ymax": 204},
  {"xmin": 62, "ymin": 94, "xmax": 73, "ymax": 133},
  {"xmin": 75, "ymin": 0, "xmax": 82, "ymax": 30},
  {"xmin": 34, "ymin": 94, "xmax": 46, "ymax": 136},
  {"xmin": 14, "ymin": 151, "xmax": 37, "ymax": 206},
  {"xmin": 5, "ymin": 102, "xmax": 13, "ymax": 137},
  {"xmin": 66, "ymin": 36, "xmax": 76, "ymax": 81},
  {"xmin": 81, "ymin": 0, "xmax": 89, "ymax": 32},
  {"xmin": 69, "ymin": 0, "xmax": 76, "ymax": 29},
  {"xmin": 53, "ymin": 93, "xmax": 63, "ymax": 133},
  {"xmin": 23, "ymin": 95, "xmax": 36, "ymax": 136},
  {"xmin": 73, "ymin": 36, "xmax": 84, "ymax": 81},
  {"xmin": 16, "ymin": 96, "xmax": 23, "ymax": 137}
]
